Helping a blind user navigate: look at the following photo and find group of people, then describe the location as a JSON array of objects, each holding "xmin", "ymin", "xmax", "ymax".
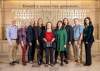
[{"xmin": 6, "ymin": 17, "xmax": 94, "ymax": 67}]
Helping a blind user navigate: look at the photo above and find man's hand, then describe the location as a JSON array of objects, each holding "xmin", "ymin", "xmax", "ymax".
[
  {"xmin": 78, "ymin": 40, "xmax": 81, "ymax": 45},
  {"xmin": 86, "ymin": 42, "xmax": 88, "ymax": 44},
  {"xmin": 36, "ymin": 40, "xmax": 39, "ymax": 45},
  {"xmin": 21, "ymin": 41, "xmax": 24, "ymax": 47},
  {"xmin": 69, "ymin": 41, "xmax": 71, "ymax": 45},
  {"xmin": 29, "ymin": 42, "xmax": 32, "ymax": 46}
]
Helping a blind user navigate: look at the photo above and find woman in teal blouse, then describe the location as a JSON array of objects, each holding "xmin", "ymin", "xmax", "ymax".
[{"xmin": 55, "ymin": 20, "xmax": 67, "ymax": 66}]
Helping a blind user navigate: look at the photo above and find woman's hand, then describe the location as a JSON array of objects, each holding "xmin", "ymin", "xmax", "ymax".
[
  {"xmin": 51, "ymin": 38, "xmax": 55, "ymax": 43},
  {"xmin": 43, "ymin": 38, "xmax": 47, "ymax": 43},
  {"xmin": 64, "ymin": 45, "xmax": 66, "ymax": 48}
]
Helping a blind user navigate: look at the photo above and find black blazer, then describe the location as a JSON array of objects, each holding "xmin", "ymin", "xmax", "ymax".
[
  {"xmin": 26, "ymin": 25, "xmax": 36, "ymax": 43},
  {"xmin": 65, "ymin": 25, "xmax": 74, "ymax": 43},
  {"xmin": 34, "ymin": 26, "xmax": 44, "ymax": 42},
  {"xmin": 83, "ymin": 24, "xmax": 94, "ymax": 43}
]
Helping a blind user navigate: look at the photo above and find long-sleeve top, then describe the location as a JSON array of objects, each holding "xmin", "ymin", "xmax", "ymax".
[
  {"xmin": 26, "ymin": 25, "xmax": 36, "ymax": 43},
  {"xmin": 55, "ymin": 28, "xmax": 67, "ymax": 52},
  {"xmin": 43, "ymin": 30, "xmax": 55, "ymax": 48},
  {"xmin": 44, "ymin": 32, "xmax": 54, "ymax": 42},
  {"xmin": 83, "ymin": 24, "xmax": 94, "ymax": 43},
  {"xmin": 34, "ymin": 26, "xmax": 42, "ymax": 41},
  {"xmin": 17, "ymin": 28, "xmax": 27, "ymax": 45},
  {"xmin": 65, "ymin": 25, "xmax": 74, "ymax": 43},
  {"xmin": 34, "ymin": 26, "xmax": 45, "ymax": 42},
  {"xmin": 6, "ymin": 25, "xmax": 18, "ymax": 45}
]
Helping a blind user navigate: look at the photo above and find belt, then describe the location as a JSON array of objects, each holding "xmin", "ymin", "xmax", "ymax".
[{"xmin": 11, "ymin": 39, "xmax": 17, "ymax": 40}]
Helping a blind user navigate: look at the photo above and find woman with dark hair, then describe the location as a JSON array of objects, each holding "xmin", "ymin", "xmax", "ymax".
[
  {"xmin": 26, "ymin": 21, "xmax": 36, "ymax": 64},
  {"xmin": 83, "ymin": 17, "xmax": 94, "ymax": 66},
  {"xmin": 43, "ymin": 22, "xmax": 55, "ymax": 67},
  {"xmin": 63, "ymin": 18, "xmax": 74, "ymax": 63},
  {"xmin": 55, "ymin": 20, "xmax": 67, "ymax": 66},
  {"xmin": 36, "ymin": 18, "xmax": 45, "ymax": 65}
]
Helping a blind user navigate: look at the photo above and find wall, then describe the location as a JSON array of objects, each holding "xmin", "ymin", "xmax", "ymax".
[{"xmin": 0, "ymin": 0, "xmax": 99, "ymax": 40}]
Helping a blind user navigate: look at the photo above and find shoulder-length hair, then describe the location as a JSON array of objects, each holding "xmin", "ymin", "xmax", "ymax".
[
  {"xmin": 37, "ymin": 18, "xmax": 43, "ymax": 27},
  {"xmin": 56, "ymin": 20, "xmax": 63, "ymax": 29},
  {"xmin": 84, "ymin": 17, "xmax": 92, "ymax": 26},
  {"xmin": 45, "ymin": 21, "xmax": 53, "ymax": 30}
]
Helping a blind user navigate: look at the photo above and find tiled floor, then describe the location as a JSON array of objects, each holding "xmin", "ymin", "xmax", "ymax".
[
  {"xmin": 0, "ymin": 55, "xmax": 100, "ymax": 71},
  {"xmin": 0, "ymin": 40, "xmax": 100, "ymax": 71}
]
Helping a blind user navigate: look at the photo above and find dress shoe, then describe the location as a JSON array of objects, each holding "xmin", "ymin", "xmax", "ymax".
[
  {"xmin": 64, "ymin": 60, "xmax": 68, "ymax": 64},
  {"xmin": 84, "ymin": 64, "xmax": 91, "ymax": 66},
  {"xmin": 9, "ymin": 61, "xmax": 15, "ymax": 66},
  {"xmin": 60, "ymin": 63, "xmax": 64, "ymax": 66}
]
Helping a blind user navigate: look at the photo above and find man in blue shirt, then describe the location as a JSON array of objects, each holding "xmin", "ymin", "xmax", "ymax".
[
  {"xmin": 73, "ymin": 18, "xmax": 83, "ymax": 63},
  {"xmin": 6, "ymin": 20, "xmax": 19, "ymax": 65}
]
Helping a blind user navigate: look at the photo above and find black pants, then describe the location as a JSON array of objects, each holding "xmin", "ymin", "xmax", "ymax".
[
  {"xmin": 85, "ymin": 42, "xmax": 93, "ymax": 65},
  {"xmin": 37, "ymin": 47, "xmax": 44, "ymax": 64},
  {"xmin": 64, "ymin": 50, "xmax": 68, "ymax": 61},
  {"xmin": 37, "ymin": 42, "xmax": 44, "ymax": 64},
  {"xmin": 45, "ymin": 47, "xmax": 54, "ymax": 64},
  {"xmin": 64, "ymin": 44, "xmax": 68, "ymax": 60},
  {"xmin": 53, "ymin": 48, "xmax": 56, "ymax": 64},
  {"xmin": 28, "ymin": 42, "xmax": 36, "ymax": 62},
  {"xmin": 55, "ymin": 51, "xmax": 64, "ymax": 64}
]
